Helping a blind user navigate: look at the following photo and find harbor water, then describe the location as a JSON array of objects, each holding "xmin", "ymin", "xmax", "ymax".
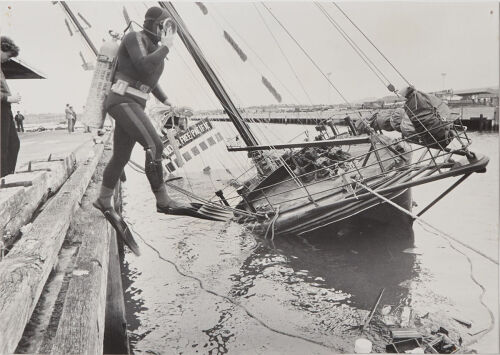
[{"xmin": 121, "ymin": 124, "xmax": 498, "ymax": 354}]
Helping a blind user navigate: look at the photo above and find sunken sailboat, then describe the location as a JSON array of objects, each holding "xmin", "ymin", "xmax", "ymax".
[
  {"xmin": 58, "ymin": 1, "xmax": 489, "ymax": 236},
  {"xmin": 158, "ymin": 2, "xmax": 489, "ymax": 236}
]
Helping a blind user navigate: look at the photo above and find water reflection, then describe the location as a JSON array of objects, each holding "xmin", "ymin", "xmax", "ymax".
[
  {"xmin": 236, "ymin": 218, "xmax": 417, "ymax": 311},
  {"xmin": 122, "ymin": 259, "xmax": 149, "ymax": 350}
]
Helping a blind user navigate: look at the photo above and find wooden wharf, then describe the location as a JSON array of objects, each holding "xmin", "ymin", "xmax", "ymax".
[{"xmin": 0, "ymin": 130, "xmax": 129, "ymax": 354}]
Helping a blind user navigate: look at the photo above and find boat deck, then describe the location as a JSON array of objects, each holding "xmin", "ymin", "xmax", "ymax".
[{"xmin": 251, "ymin": 136, "xmax": 409, "ymax": 213}]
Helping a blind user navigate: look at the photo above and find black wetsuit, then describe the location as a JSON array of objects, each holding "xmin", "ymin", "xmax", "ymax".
[{"xmin": 102, "ymin": 25, "xmax": 170, "ymax": 191}]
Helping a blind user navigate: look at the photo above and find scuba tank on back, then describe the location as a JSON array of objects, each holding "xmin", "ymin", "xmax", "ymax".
[{"xmin": 81, "ymin": 34, "xmax": 119, "ymax": 131}]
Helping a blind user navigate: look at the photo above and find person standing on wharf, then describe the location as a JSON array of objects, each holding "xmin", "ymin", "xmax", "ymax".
[
  {"xmin": 14, "ymin": 111, "xmax": 25, "ymax": 133},
  {"xmin": 93, "ymin": 7, "xmax": 204, "ymax": 255},
  {"xmin": 1, "ymin": 36, "xmax": 21, "ymax": 178}
]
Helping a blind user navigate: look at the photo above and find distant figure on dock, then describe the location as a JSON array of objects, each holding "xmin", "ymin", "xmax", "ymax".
[
  {"xmin": 93, "ymin": 6, "xmax": 217, "ymax": 256},
  {"xmin": 478, "ymin": 113, "xmax": 487, "ymax": 132},
  {"xmin": 1, "ymin": 36, "xmax": 21, "ymax": 177},
  {"xmin": 70, "ymin": 105, "xmax": 77, "ymax": 131},
  {"xmin": 14, "ymin": 111, "xmax": 25, "ymax": 133},
  {"xmin": 65, "ymin": 103, "xmax": 74, "ymax": 133}
]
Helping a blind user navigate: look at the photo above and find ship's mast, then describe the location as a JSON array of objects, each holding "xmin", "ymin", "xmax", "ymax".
[
  {"xmin": 58, "ymin": 1, "xmax": 98, "ymax": 57},
  {"xmin": 158, "ymin": 2, "xmax": 259, "ymax": 147}
]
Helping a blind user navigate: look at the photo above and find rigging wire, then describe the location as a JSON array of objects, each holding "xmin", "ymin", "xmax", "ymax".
[
  {"xmin": 210, "ymin": 3, "xmax": 303, "ymax": 104},
  {"xmin": 57, "ymin": 2, "xmax": 98, "ymax": 57},
  {"xmin": 331, "ymin": 2, "xmax": 412, "ymax": 87},
  {"xmin": 122, "ymin": 13, "xmax": 254, "ymax": 194},
  {"xmin": 195, "ymin": 3, "xmax": 291, "ymax": 146},
  {"xmin": 124, "ymin": 18, "xmax": 251, "ymax": 176},
  {"xmin": 173, "ymin": 49, "xmax": 254, "ymax": 173},
  {"xmin": 197, "ymin": 4, "xmax": 317, "ymax": 146},
  {"xmin": 169, "ymin": 3, "xmax": 250, "ymax": 116},
  {"xmin": 315, "ymin": 3, "xmax": 390, "ymax": 88},
  {"xmin": 122, "ymin": 16, "xmax": 252, "ymax": 182},
  {"xmin": 261, "ymin": 3, "xmax": 351, "ymax": 107},
  {"xmin": 160, "ymin": 3, "xmax": 261, "ymax": 152},
  {"xmin": 205, "ymin": 12, "xmax": 282, "ymax": 104},
  {"xmin": 252, "ymin": 3, "xmax": 314, "ymax": 105}
]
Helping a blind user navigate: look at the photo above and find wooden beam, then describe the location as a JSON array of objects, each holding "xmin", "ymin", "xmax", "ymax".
[
  {"xmin": 49, "ymin": 150, "xmax": 113, "ymax": 354},
  {"xmin": 0, "ymin": 141, "xmax": 106, "ymax": 354},
  {"xmin": 0, "ymin": 154, "xmax": 77, "ymax": 244},
  {"xmin": 226, "ymin": 136, "xmax": 371, "ymax": 152}
]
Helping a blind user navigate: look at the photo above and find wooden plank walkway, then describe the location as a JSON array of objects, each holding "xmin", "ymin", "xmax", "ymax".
[
  {"xmin": 49, "ymin": 147, "xmax": 116, "ymax": 354},
  {"xmin": 0, "ymin": 139, "xmax": 106, "ymax": 354}
]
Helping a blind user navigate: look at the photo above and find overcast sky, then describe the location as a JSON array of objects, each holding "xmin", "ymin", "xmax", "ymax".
[{"xmin": 1, "ymin": 1, "xmax": 498, "ymax": 114}]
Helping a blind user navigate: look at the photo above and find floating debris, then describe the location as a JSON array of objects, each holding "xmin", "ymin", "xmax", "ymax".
[
  {"xmin": 390, "ymin": 328, "xmax": 422, "ymax": 342},
  {"xmin": 386, "ymin": 328, "xmax": 424, "ymax": 354},
  {"xmin": 400, "ymin": 306, "xmax": 412, "ymax": 327},
  {"xmin": 381, "ymin": 305, "xmax": 392, "ymax": 315},
  {"xmin": 452, "ymin": 317, "xmax": 472, "ymax": 328},
  {"xmin": 354, "ymin": 338, "xmax": 372, "ymax": 353},
  {"xmin": 425, "ymin": 332, "xmax": 460, "ymax": 354},
  {"xmin": 468, "ymin": 327, "xmax": 488, "ymax": 336},
  {"xmin": 361, "ymin": 288, "xmax": 384, "ymax": 332}
]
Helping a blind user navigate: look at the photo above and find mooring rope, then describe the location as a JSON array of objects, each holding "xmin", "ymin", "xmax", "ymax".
[
  {"xmin": 354, "ymin": 181, "xmax": 496, "ymax": 348},
  {"xmin": 264, "ymin": 205, "xmax": 280, "ymax": 241},
  {"xmin": 127, "ymin": 222, "xmax": 338, "ymax": 351}
]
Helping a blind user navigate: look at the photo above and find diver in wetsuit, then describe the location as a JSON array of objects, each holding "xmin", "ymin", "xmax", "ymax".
[{"xmin": 93, "ymin": 7, "xmax": 200, "ymax": 255}]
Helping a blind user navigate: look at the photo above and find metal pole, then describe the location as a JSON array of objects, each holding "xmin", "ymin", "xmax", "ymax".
[
  {"xmin": 417, "ymin": 173, "xmax": 471, "ymax": 217},
  {"xmin": 158, "ymin": 1, "xmax": 259, "ymax": 147},
  {"xmin": 59, "ymin": 2, "xmax": 98, "ymax": 56}
]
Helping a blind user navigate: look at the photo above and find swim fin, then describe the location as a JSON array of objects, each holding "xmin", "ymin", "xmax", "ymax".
[
  {"xmin": 93, "ymin": 200, "xmax": 141, "ymax": 256},
  {"xmin": 157, "ymin": 202, "xmax": 231, "ymax": 222}
]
